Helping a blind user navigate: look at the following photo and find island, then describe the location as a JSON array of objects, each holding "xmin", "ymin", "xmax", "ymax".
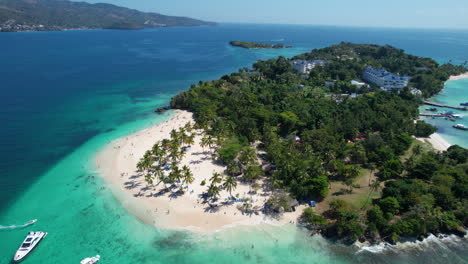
[
  {"xmin": 230, "ymin": 41, "xmax": 292, "ymax": 49},
  {"xmin": 0, "ymin": 0, "xmax": 216, "ymax": 32},
  {"xmin": 97, "ymin": 43, "xmax": 468, "ymax": 245}
]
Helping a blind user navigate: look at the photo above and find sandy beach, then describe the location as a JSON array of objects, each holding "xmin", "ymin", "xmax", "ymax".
[
  {"xmin": 415, "ymin": 73, "xmax": 466, "ymax": 151},
  {"xmin": 416, "ymin": 133, "xmax": 452, "ymax": 152},
  {"xmin": 95, "ymin": 110, "xmax": 303, "ymax": 233},
  {"xmin": 448, "ymin": 72, "xmax": 468, "ymax": 81}
]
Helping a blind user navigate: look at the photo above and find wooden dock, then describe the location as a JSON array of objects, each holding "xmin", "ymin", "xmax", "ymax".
[
  {"xmin": 423, "ymin": 101, "xmax": 467, "ymax": 111},
  {"xmin": 419, "ymin": 114, "xmax": 448, "ymax": 117}
]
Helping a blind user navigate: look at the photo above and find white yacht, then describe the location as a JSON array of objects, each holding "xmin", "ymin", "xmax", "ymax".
[
  {"xmin": 80, "ymin": 255, "xmax": 100, "ymax": 264},
  {"xmin": 13, "ymin": 231, "xmax": 47, "ymax": 262}
]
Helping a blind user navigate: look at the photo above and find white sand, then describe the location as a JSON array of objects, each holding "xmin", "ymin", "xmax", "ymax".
[
  {"xmin": 448, "ymin": 72, "xmax": 468, "ymax": 81},
  {"xmin": 95, "ymin": 110, "xmax": 303, "ymax": 233},
  {"xmin": 416, "ymin": 133, "xmax": 452, "ymax": 152}
]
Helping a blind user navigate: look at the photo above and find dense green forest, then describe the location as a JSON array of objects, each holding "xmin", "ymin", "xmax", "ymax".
[
  {"xmin": 230, "ymin": 41, "xmax": 292, "ymax": 49},
  {"xmin": 171, "ymin": 43, "xmax": 468, "ymax": 243},
  {"xmin": 0, "ymin": 0, "xmax": 215, "ymax": 32}
]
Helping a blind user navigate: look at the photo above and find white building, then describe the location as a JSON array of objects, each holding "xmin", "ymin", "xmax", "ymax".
[
  {"xmin": 350, "ymin": 80, "xmax": 367, "ymax": 89},
  {"xmin": 410, "ymin": 87, "xmax": 422, "ymax": 96},
  {"xmin": 291, "ymin": 59, "xmax": 328, "ymax": 74},
  {"xmin": 362, "ymin": 66, "xmax": 411, "ymax": 91}
]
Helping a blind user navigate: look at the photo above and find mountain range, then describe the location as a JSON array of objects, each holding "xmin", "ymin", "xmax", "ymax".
[{"xmin": 0, "ymin": 0, "xmax": 216, "ymax": 32}]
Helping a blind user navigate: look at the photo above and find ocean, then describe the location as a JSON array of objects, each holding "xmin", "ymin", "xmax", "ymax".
[{"xmin": 0, "ymin": 24, "xmax": 467, "ymax": 263}]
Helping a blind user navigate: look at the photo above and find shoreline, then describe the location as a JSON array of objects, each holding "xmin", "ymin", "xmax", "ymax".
[
  {"xmin": 415, "ymin": 133, "xmax": 452, "ymax": 152},
  {"xmin": 93, "ymin": 73, "xmax": 466, "ymax": 235},
  {"xmin": 417, "ymin": 73, "xmax": 468, "ymax": 151},
  {"xmin": 95, "ymin": 110, "xmax": 303, "ymax": 233},
  {"xmin": 448, "ymin": 72, "xmax": 468, "ymax": 81}
]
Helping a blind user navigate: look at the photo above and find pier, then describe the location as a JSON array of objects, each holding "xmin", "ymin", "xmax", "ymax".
[
  {"xmin": 419, "ymin": 113, "xmax": 449, "ymax": 117},
  {"xmin": 423, "ymin": 101, "xmax": 467, "ymax": 111}
]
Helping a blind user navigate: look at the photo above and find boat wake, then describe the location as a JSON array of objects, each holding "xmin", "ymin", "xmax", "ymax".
[
  {"xmin": 0, "ymin": 219, "xmax": 37, "ymax": 231},
  {"xmin": 356, "ymin": 233, "xmax": 468, "ymax": 254}
]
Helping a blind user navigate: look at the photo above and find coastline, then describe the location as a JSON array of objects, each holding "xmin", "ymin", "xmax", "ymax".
[
  {"xmin": 417, "ymin": 72, "xmax": 468, "ymax": 151},
  {"xmin": 415, "ymin": 133, "xmax": 452, "ymax": 152},
  {"xmin": 95, "ymin": 110, "xmax": 303, "ymax": 233},
  {"xmin": 448, "ymin": 72, "xmax": 468, "ymax": 81}
]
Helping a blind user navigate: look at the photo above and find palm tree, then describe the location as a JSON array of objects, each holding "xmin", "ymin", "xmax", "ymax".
[
  {"xmin": 153, "ymin": 165, "xmax": 165, "ymax": 186},
  {"xmin": 152, "ymin": 142, "xmax": 167, "ymax": 165},
  {"xmin": 182, "ymin": 165, "xmax": 194, "ymax": 185},
  {"xmin": 136, "ymin": 160, "xmax": 145, "ymax": 172},
  {"xmin": 210, "ymin": 172, "xmax": 223, "ymax": 185},
  {"xmin": 361, "ymin": 180, "xmax": 382, "ymax": 210},
  {"xmin": 168, "ymin": 163, "xmax": 182, "ymax": 184},
  {"xmin": 184, "ymin": 122, "xmax": 193, "ymax": 133},
  {"xmin": 161, "ymin": 138, "xmax": 172, "ymax": 149},
  {"xmin": 151, "ymin": 142, "xmax": 162, "ymax": 156},
  {"xmin": 169, "ymin": 144, "xmax": 184, "ymax": 163},
  {"xmin": 207, "ymin": 183, "xmax": 220, "ymax": 201},
  {"xmin": 201, "ymin": 134, "xmax": 215, "ymax": 150},
  {"xmin": 170, "ymin": 129, "xmax": 180, "ymax": 141},
  {"xmin": 239, "ymin": 147, "xmax": 257, "ymax": 166},
  {"xmin": 139, "ymin": 150, "xmax": 153, "ymax": 172},
  {"xmin": 185, "ymin": 133, "xmax": 195, "ymax": 146},
  {"xmin": 144, "ymin": 173, "xmax": 154, "ymax": 185},
  {"xmin": 222, "ymin": 175, "xmax": 237, "ymax": 197}
]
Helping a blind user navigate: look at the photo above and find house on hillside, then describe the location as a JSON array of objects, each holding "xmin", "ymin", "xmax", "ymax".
[
  {"xmin": 350, "ymin": 80, "xmax": 368, "ymax": 89},
  {"xmin": 291, "ymin": 59, "xmax": 328, "ymax": 74},
  {"xmin": 362, "ymin": 66, "xmax": 411, "ymax": 91}
]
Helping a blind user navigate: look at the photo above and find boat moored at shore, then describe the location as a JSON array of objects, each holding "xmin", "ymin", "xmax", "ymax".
[{"xmin": 453, "ymin": 124, "xmax": 468, "ymax": 130}]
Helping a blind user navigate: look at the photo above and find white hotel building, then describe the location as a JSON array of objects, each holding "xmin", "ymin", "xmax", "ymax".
[
  {"xmin": 362, "ymin": 66, "xmax": 411, "ymax": 91},
  {"xmin": 291, "ymin": 59, "xmax": 328, "ymax": 74}
]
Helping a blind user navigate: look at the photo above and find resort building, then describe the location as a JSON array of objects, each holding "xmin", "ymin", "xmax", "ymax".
[
  {"xmin": 410, "ymin": 87, "xmax": 423, "ymax": 96},
  {"xmin": 350, "ymin": 80, "xmax": 368, "ymax": 89},
  {"xmin": 362, "ymin": 66, "xmax": 411, "ymax": 91},
  {"xmin": 291, "ymin": 59, "xmax": 328, "ymax": 74}
]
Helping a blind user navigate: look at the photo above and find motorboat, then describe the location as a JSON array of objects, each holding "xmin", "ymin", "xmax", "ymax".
[
  {"xmin": 80, "ymin": 255, "xmax": 100, "ymax": 264},
  {"xmin": 13, "ymin": 231, "xmax": 47, "ymax": 262},
  {"xmin": 453, "ymin": 124, "xmax": 468, "ymax": 130},
  {"xmin": 460, "ymin": 102, "xmax": 468, "ymax": 107}
]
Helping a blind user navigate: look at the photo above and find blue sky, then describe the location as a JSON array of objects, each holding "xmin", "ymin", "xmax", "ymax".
[{"xmin": 79, "ymin": 0, "xmax": 468, "ymax": 29}]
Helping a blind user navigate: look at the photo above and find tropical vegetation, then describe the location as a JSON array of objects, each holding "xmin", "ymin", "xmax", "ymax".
[{"xmin": 169, "ymin": 43, "xmax": 468, "ymax": 243}]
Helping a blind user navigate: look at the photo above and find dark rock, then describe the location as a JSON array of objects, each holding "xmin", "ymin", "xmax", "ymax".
[{"xmin": 155, "ymin": 106, "xmax": 171, "ymax": 114}]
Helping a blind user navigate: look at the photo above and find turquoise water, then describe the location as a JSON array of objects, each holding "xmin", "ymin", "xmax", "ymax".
[
  {"xmin": 419, "ymin": 78, "xmax": 468, "ymax": 148},
  {"xmin": 0, "ymin": 24, "xmax": 467, "ymax": 263}
]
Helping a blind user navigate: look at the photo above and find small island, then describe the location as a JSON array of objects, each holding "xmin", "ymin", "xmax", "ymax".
[
  {"xmin": 230, "ymin": 41, "xmax": 292, "ymax": 49},
  {"xmin": 98, "ymin": 43, "xmax": 468, "ymax": 245}
]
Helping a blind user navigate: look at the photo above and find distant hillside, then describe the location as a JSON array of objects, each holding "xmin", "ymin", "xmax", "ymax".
[{"xmin": 0, "ymin": 0, "xmax": 216, "ymax": 32}]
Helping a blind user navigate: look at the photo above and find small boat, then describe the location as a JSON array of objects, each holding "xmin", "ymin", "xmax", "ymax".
[
  {"xmin": 451, "ymin": 114, "xmax": 463, "ymax": 119},
  {"xmin": 13, "ymin": 231, "xmax": 47, "ymax": 262},
  {"xmin": 426, "ymin": 107, "xmax": 437, "ymax": 111},
  {"xmin": 449, "ymin": 118, "xmax": 456, "ymax": 121},
  {"xmin": 441, "ymin": 111, "xmax": 456, "ymax": 115},
  {"xmin": 81, "ymin": 255, "xmax": 100, "ymax": 264},
  {"xmin": 453, "ymin": 124, "xmax": 468, "ymax": 130},
  {"xmin": 460, "ymin": 102, "xmax": 468, "ymax": 106}
]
